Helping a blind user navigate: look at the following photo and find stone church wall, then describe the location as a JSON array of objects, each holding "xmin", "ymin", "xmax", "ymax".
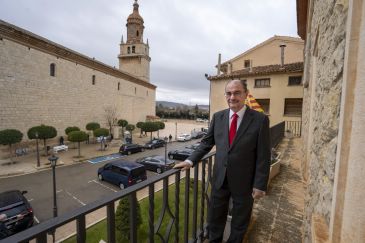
[
  {"xmin": 301, "ymin": 0, "xmax": 348, "ymax": 241},
  {"xmin": 0, "ymin": 38, "xmax": 156, "ymax": 138}
]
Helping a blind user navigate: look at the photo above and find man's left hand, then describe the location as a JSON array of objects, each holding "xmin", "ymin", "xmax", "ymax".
[{"xmin": 252, "ymin": 188, "xmax": 266, "ymax": 199}]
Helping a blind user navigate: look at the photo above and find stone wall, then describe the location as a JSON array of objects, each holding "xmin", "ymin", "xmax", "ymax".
[
  {"xmin": 301, "ymin": 0, "xmax": 348, "ymax": 241},
  {"xmin": 0, "ymin": 38, "xmax": 156, "ymax": 139}
]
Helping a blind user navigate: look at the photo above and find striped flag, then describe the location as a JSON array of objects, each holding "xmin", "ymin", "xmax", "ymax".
[{"xmin": 245, "ymin": 93, "xmax": 264, "ymax": 112}]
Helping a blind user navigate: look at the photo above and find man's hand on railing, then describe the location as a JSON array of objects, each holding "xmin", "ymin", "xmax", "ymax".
[{"xmin": 173, "ymin": 160, "xmax": 193, "ymax": 171}]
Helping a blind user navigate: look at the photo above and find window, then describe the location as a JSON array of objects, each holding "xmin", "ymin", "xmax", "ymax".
[
  {"xmin": 135, "ymin": 87, "xmax": 137, "ymax": 94},
  {"xmin": 244, "ymin": 60, "xmax": 251, "ymax": 68},
  {"xmin": 136, "ymin": 30, "xmax": 139, "ymax": 37},
  {"xmin": 92, "ymin": 75, "xmax": 96, "ymax": 85},
  {"xmin": 50, "ymin": 63, "xmax": 56, "ymax": 77},
  {"xmin": 284, "ymin": 98, "xmax": 303, "ymax": 116},
  {"xmin": 288, "ymin": 76, "xmax": 302, "ymax": 86},
  {"xmin": 118, "ymin": 82, "xmax": 120, "ymax": 90},
  {"xmin": 146, "ymin": 90, "xmax": 148, "ymax": 96},
  {"xmin": 132, "ymin": 46, "xmax": 135, "ymax": 53},
  {"xmin": 254, "ymin": 78, "xmax": 270, "ymax": 88},
  {"xmin": 256, "ymin": 99, "xmax": 270, "ymax": 114},
  {"xmin": 127, "ymin": 47, "xmax": 130, "ymax": 54}
]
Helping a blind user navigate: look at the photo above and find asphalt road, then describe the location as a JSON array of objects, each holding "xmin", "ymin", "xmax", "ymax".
[{"xmin": 0, "ymin": 140, "xmax": 199, "ymax": 223}]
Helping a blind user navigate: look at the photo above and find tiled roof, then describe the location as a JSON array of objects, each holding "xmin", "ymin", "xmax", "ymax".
[{"xmin": 209, "ymin": 62, "xmax": 304, "ymax": 80}]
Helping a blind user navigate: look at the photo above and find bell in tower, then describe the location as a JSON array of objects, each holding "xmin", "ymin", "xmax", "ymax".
[{"xmin": 118, "ymin": 0, "xmax": 151, "ymax": 82}]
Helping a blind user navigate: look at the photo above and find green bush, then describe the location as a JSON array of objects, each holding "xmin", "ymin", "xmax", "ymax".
[
  {"xmin": 27, "ymin": 125, "xmax": 57, "ymax": 155},
  {"xmin": 86, "ymin": 122, "xmax": 100, "ymax": 131},
  {"xmin": 65, "ymin": 126, "xmax": 80, "ymax": 135},
  {"xmin": 0, "ymin": 129, "xmax": 23, "ymax": 158},
  {"xmin": 68, "ymin": 131, "xmax": 88, "ymax": 157}
]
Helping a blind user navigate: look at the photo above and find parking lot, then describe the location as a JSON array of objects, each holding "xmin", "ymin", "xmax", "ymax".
[{"xmin": 0, "ymin": 139, "xmax": 200, "ymax": 223}]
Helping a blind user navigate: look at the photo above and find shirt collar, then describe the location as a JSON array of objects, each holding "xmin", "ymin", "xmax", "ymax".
[{"xmin": 229, "ymin": 105, "xmax": 247, "ymax": 119}]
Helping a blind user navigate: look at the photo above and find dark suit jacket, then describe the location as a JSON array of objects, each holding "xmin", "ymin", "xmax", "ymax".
[{"xmin": 188, "ymin": 106, "xmax": 271, "ymax": 196}]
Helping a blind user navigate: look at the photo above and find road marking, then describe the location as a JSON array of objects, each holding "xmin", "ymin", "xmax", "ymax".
[
  {"xmin": 65, "ymin": 190, "xmax": 86, "ymax": 206},
  {"xmin": 28, "ymin": 198, "xmax": 34, "ymax": 202},
  {"xmin": 33, "ymin": 216, "xmax": 40, "ymax": 224},
  {"xmin": 56, "ymin": 189, "xmax": 63, "ymax": 193},
  {"xmin": 89, "ymin": 179, "xmax": 118, "ymax": 192}
]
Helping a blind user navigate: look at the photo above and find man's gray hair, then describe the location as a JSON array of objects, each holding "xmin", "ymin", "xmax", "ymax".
[{"xmin": 225, "ymin": 79, "xmax": 248, "ymax": 92}]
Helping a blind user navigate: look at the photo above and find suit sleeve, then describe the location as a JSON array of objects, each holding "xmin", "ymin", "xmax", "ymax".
[
  {"xmin": 187, "ymin": 113, "xmax": 216, "ymax": 166},
  {"xmin": 253, "ymin": 115, "xmax": 271, "ymax": 191}
]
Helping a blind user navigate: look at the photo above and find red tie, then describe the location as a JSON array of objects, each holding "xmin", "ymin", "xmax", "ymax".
[{"xmin": 229, "ymin": 113, "xmax": 238, "ymax": 145}]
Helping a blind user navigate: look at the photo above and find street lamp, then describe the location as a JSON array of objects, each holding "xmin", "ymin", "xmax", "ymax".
[
  {"xmin": 48, "ymin": 154, "xmax": 58, "ymax": 243},
  {"xmin": 35, "ymin": 132, "xmax": 40, "ymax": 167},
  {"xmin": 164, "ymin": 137, "xmax": 168, "ymax": 166}
]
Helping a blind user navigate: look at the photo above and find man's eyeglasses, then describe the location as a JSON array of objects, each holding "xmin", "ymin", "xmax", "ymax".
[{"xmin": 224, "ymin": 91, "xmax": 243, "ymax": 97}]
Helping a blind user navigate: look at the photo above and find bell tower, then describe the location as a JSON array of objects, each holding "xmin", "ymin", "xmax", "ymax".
[{"xmin": 118, "ymin": 0, "xmax": 151, "ymax": 82}]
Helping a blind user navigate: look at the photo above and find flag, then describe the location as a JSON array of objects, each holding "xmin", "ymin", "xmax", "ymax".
[{"xmin": 245, "ymin": 93, "xmax": 264, "ymax": 112}]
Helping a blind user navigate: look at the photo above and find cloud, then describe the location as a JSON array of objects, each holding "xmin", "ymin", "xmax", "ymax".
[{"xmin": 0, "ymin": 0, "xmax": 298, "ymax": 105}]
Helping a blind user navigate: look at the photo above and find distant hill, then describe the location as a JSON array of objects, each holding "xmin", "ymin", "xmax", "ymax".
[{"xmin": 156, "ymin": 101, "xmax": 209, "ymax": 110}]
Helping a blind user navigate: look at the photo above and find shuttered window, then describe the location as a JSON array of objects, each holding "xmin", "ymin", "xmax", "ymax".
[
  {"xmin": 256, "ymin": 99, "xmax": 270, "ymax": 114},
  {"xmin": 284, "ymin": 98, "xmax": 303, "ymax": 116},
  {"xmin": 254, "ymin": 78, "xmax": 270, "ymax": 88}
]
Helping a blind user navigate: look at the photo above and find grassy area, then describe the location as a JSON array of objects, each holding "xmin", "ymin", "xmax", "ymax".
[{"xmin": 62, "ymin": 178, "xmax": 208, "ymax": 243}]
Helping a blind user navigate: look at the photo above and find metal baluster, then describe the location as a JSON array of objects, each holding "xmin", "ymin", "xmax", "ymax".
[
  {"xmin": 130, "ymin": 192, "xmax": 137, "ymax": 243},
  {"xmin": 149, "ymin": 184, "xmax": 155, "ymax": 243},
  {"xmin": 184, "ymin": 169, "xmax": 190, "ymax": 243},
  {"xmin": 107, "ymin": 202, "xmax": 115, "ymax": 243},
  {"xmin": 76, "ymin": 215, "xmax": 86, "ymax": 243},
  {"xmin": 175, "ymin": 172, "xmax": 180, "ymax": 243},
  {"xmin": 192, "ymin": 165, "xmax": 199, "ymax": 240}
]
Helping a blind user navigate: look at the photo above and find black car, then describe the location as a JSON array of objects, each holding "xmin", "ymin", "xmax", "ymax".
[
  {"xmin": 119, "ymin": 144, "xmax": 145, "ymax": 155},
  {"xmin": 191, "ymin": 131, "xmax": 206, "ymax": 139},
  {"xmin": 136, "ymin": 155, "xmax": 175, "ymax": 174},
  {"xmin": 144, "ymin": 139, "xmax": 165, "ymax": 149},
  {"xmin": 0, "ymin": 190, "xmax": 34, "ymax": 239},
  {"xmin": 185, "ymin": 142, "xmax": 201, "ymax": 150},
  {"xmin": 168, "ymin": 148, "xmax": 195, "ymax": 160},
  {"xmin": 98, "ymin": 160, "xmax": 147, "ymax": 189}
]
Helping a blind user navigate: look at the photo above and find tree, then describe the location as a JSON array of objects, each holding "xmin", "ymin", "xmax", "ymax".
[
  {"xmin": 141, "ymin": 122, "xmax": 159, "ymax": 141},
  {"xmin": 93, "ymin": 128, "xmax": 109, "ymax": 151},
  {"xmin": 27, "ymin": 125, "xmax": 57, "ymax": 156},
  {"xmin": 125, "ymin": 124, "xmax": 135, "ymax": 141},
  {"xmin": 155, "ymin": 121, "xmax": 165, "ymax": 138},
  {"xmin": 115, "ymin": 196, "xmax": 142, "ymax": 242},
  {"xmin": 194, "ymin": 104, "xmax": 199, "ymax": 119},
  {"xmin": 0, "ymin": 129, "xmax": 23, "ymax": 159},
  {"xmin": 118, "ymin": 119, "xmax": 128, "ymax": 138},
  {"xmin": 136, "ymin": 122, "xmax": 145, "ymax": 138},
  {"xmin": 104, "ymin": 106, "xmax": 118, "ymax": 135},
  {"xmin": 67, "ymin": 131, "xmax": 88, "ymax": 157},
  {"xmin": 86, "ymin": 122, "xmax": 100, "ymax": 131},
  {"xmin": 65, "ymin": 126, "xmax": 80, "ymax": 135}
]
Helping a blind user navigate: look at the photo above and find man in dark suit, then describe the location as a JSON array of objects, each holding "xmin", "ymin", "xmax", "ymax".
[{"xmin": 174, "ymin": 79, "xmax": 270, "ymax": 243}]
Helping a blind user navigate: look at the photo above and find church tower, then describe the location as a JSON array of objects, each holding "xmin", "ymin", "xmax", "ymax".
[{"xmin": 118, "ymin": 0, "xmax": 150, "ymax": 82}]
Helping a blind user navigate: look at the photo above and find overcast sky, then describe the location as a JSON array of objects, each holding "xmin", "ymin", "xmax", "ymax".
[{"xmin": 0, "ymin": 0, "xmax": 298, "ymax": 105}]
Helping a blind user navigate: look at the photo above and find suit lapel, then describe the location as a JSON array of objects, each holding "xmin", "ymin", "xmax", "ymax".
[
  {"xmin": 229, "ymin": 107, "xmax": 254, "ymax": 151},
  {"xmin": 220, "ymin": 109, "xmax": 230, "ymax": 151}
]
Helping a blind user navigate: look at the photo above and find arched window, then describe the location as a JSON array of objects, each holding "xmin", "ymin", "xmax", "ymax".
[
  {"xmin": 50, "ymin": 63, "xmax": 56, "ymax": 77},
  {"xmin": 127, "ymin": 47, "xmax": 130, "ymax": 54},
  {"xmin": 92, "ymin": 75, "xmax": 96, "ymax": 85},
  {"xmin": 136, "ymin": 30, "xmax": 139, "ymax": 37},
  {"xmin": 118, "ymin": 82, "xmax": 120, "ymax": 90},
  {"xmin": 132, "ymin": 46, "xmax": 135, "ymax": 53}
]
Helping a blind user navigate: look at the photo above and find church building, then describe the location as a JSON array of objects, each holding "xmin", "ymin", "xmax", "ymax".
[{"xmin": 0, "ymin": 0, "xmax": 156, "ymax": 138}]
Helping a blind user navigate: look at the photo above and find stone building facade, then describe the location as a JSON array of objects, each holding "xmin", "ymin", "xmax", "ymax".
[
  {"xmin": 0, "ymin": 1, "xmax": 156, "ymax": 139},
  {"xmin": 208, "ymin": 36, "xmax": 304, "ymax": 127},
  {"xmin": 297, "ymin": 0, "xmax": 365, "ymax": 242}
]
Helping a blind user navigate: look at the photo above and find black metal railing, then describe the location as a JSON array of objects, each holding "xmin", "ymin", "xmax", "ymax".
[
  {"xmin": 1, "ymin": 154, "xmax": 215, "ymax": 243},
  {"xmin": 285, "ymin": 120, "xmax": 302, "ymax": 137},
  {"xmin": 270, "ymin": 121, "xmax": 285, "ymax": 148}
]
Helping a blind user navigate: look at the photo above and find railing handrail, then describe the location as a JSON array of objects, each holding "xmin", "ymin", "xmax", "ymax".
[{"xmin": 2, "ymin": 151, "xmax": 216, "ymax": 243}]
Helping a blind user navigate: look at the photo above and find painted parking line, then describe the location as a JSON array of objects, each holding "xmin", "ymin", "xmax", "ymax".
[
  {"xmin": 33, "ymin": 215, "xmax": 40, "ymax": 224},
  {"xmin": 88, "ymin": 179, "xmax": 118, "ymax": 192},
  {"xmin": 65, "ymin": 190, "xmax": 86, "ymax": 206},
  {"xmin": 87, "ymin": 153, "xmax": 125, "ymax": 164}
]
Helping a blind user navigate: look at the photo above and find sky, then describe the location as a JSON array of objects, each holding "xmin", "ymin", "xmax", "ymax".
[{"xmin": 0, "ymin": 0, "xmax": 298, "ymax": 105}]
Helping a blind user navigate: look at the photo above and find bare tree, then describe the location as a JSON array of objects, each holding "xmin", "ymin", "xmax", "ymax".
[{"xmin": 104, "ymin": 106, "xmax": 118, "ymax": 135}]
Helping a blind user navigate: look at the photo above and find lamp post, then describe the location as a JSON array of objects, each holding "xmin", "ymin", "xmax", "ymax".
[
  {"xmin": 164, "ymin": 137, "xmax": 168, "ymax": 165},
  {"xmin": 48, "ymin": 154, "xmax": 58, "ymax": 243},
  {"xmin": 35, "ymin": 132, "xmax": 40, "ymax": 167}
]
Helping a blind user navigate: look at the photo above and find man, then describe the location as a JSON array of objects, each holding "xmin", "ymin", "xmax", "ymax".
[{"xmin": 174, "ymin": 79, "xmax": 270, "ymax": 243}]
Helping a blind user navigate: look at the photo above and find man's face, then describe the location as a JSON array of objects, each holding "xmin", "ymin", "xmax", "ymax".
[{"xmin": 225, "ymin": 81, "xmax": 247, "ymax": 112}]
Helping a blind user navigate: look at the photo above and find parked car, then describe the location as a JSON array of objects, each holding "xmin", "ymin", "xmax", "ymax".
[
  {"xmin": 0, "ymin": 190, "xmax": 34, "ymax": 239},
  {"xmin": 144, "ymin": 139, "xmax": 165, "ymax": 149},
  {"xmin": 185, "ymin": 142, "xmax": 201, "ymax": 150},
  {"xmin": 119, "ymin": 144, "xmax": 145, "ymax": 155},
  {"xmin": 191, "ymin": 131, "xmax": 206, "ymax": 139},
  {"xmin": 97, "ymin": 160, "xmax": 147, "ymax": 189},
  {"xmin": 168, "ymin": 148, "xmax": 195, "ymax": 160},
  {"xmin": 136, "ymin": 155, "xmax": 175, "ymax": 174},
  {"xmin": 177, "ymin": 134, "xmax": 192, "ymax": 142}
]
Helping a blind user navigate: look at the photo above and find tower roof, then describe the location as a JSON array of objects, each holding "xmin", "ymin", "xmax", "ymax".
[{"xmin": 127, "ymin": 0, "xmax": 144, "ymax": 24}]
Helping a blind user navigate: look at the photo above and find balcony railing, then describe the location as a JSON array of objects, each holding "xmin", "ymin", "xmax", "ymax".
[{"xmin": 1, "ymin": 123, "xmax": 285, "ymax": 243}]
